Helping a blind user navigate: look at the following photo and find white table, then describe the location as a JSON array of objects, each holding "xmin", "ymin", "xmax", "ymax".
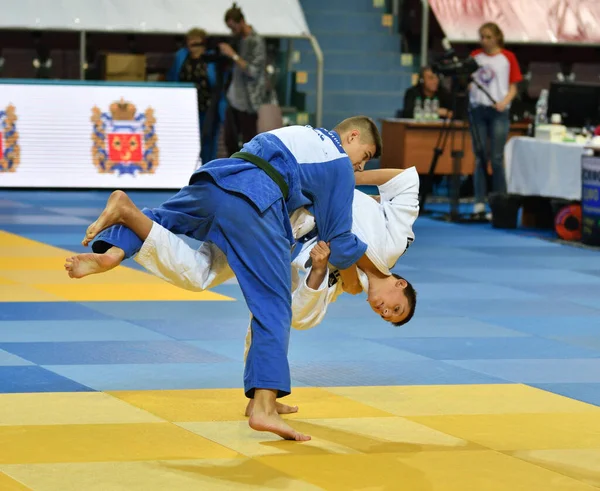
[{"xmin": 504, "ymin": 136, "xmax": 586, "ymax": 201}]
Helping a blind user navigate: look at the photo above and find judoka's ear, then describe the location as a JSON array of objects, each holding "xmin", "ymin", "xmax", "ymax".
[
  {"xmin": 346, "ymin": 129, "xmax": 360, "ymax": 143},
  {"xmin": 395, "ymin": 278, "xmax": 407, "ymax": 289}
]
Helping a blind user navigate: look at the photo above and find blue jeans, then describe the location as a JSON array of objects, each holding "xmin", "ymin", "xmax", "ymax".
[{"xmin": 469, "ymin": 105, "xmax": 509, "ymax": 204}]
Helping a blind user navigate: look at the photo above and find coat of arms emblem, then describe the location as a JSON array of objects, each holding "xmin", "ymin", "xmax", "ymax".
[
  {"xmin": 0, "ymin": 104, "xmax": 20, "ymax": 172},
  {"xmin": 91, "ymin": 98, "xmax": 158, "ymax": 175}
]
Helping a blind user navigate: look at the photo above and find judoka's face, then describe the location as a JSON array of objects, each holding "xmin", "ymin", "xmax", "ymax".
[
  {"xmin": 341, "ymin": 130, "xmax": 376, "ymax": 171},
  {"xmin": 367, "ymin": 276, "xmax": 410, "ymax": 324}
]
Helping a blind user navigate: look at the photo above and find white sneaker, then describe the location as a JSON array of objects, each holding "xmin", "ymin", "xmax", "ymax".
[{"xmin": 474, "ymin": 202, "xmax": 486, "ymax": 214}]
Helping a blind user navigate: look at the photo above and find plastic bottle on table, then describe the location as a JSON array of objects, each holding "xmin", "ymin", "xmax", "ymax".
[
  {"xmin": 535, "ymin": 89, "xmax": 549, "ymax": 127},
  {"xmin": 431, "ymin": 97, "xmax": 440, "ymax": 120},
  {"xmin": 414, "ymin": 97, "xmax": 423, "ymax": 121},
  {"xmin": 423, "ymin": 98, "xmax": 432, "ymax": 120}
]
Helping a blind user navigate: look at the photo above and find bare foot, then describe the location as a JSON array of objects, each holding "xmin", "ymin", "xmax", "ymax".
[
  {"xmin": 249, "ymin": 411, "xmax": 310, "ymax": 441},
  {"xmin": 244, "ymin": 399, "xmax": 299, "ymax": 417},
  {"xmin": 64, "ymin": 247, "xmax": 125, "ymax": 279},
  {"xmin": 82, "ymin": 190, "xmax": 132, "ymax": 246}
]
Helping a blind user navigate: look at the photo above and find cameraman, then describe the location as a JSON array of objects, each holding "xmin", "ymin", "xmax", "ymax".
[
  {"xmin": 168, "ymin": 28, "xmax": 229, "ymax": 164},
  {"xmin": 402, "ymin": 66, "xmax": 452, "ymax": 119},
  {"xmin": 469, "ymin": 22, "xmax": 522, "ymax": 219}
]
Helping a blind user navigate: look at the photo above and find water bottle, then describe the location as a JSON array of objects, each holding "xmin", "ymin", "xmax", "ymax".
[
  {"xmin": 423, "ymin": 98, "xmax": 432, "ymax": 120},
  {"xmin": 414, "ymin": 97, "xmax": 423, "ymax": 121},
  {"xmin": 431, "ymin": 97, "xmax": 440, "ymax": 120},
  {"xmin": 535, "ymin": 89, "xmax": 549, "ymax": 127}
]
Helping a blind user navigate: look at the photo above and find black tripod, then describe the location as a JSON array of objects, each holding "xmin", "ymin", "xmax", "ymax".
[
  {"xmin": 418, "ymin": 74, "xmax": 473, "ymax": 222},
  {"xmin": 419, "ymin": 75, "xmax": 497, "ymax": 222}
]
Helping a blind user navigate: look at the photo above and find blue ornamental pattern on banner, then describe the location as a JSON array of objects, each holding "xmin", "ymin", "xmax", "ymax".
[{"xmin": 0, "ymin": 104, "xmax": 20, "ymax": 172}]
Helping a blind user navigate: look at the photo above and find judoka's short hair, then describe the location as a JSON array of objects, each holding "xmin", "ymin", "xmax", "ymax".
[
  {"xmin": 334, "ymin": 116, "xmax": 382, "ymax": 159},
  {"xmin": 391, "ymin": 273, "xmax": 416, "ymax": 327}
]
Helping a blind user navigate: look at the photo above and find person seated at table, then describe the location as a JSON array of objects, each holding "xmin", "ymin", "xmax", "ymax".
[{"xmin": 401, "ymin": 66, "xmax": 452, "ymax": 119}]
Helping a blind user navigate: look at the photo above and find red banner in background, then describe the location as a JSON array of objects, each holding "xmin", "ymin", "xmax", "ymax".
[{"xmin": 428, "ymin": 0, "xmax": 600, "ymax": 44}]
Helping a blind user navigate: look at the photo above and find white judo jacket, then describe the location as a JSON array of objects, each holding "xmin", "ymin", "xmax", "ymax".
[
  {"xmin": 134, "ymin": 167, "xmax": 420, "ymax": 330},
  {"xmin": 290, "ymin": 166, "xmax": 419, "ymax": 329}
]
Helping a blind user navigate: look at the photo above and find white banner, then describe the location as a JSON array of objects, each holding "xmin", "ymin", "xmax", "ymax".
[
  {"xmin": 0, "ymin": 81, "xmax": 200, "ymax": 189},
  {"xmin": 429, "ymin": 0, "xmax": 600, "ymax": 44},
  {"xmin": 0, "ymin": 0, "xmax": 310, "ymax": 38}
]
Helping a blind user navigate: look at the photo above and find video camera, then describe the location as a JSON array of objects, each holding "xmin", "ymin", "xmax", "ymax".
[
  {"xmin": 431, "ymin": 38, "xmax": 479, "ymax": 78},
  {"xmin": 432, "ymin": 56, "xmax": 479, "ymax": 77}
]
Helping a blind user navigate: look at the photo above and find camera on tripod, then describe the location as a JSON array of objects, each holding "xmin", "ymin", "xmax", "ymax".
[
  {"xmin": 431, "ymin": 55, "xmax": 479, "ymax": 78},
  {"xmin": 418, "ymin": 39, "xmax": 494, "ymax": 223},
  {"xmin": 418, "ymin": 40, "xmax": 484, "ymax": 222},
  {"xmin": 430, "ymin": 38, "xmax": 480, "ymax": 78}
]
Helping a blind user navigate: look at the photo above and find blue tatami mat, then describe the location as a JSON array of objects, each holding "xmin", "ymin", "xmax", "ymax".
[{"xmin": 0, "ymin": 189, "xmax": 599, "ymax": 407}]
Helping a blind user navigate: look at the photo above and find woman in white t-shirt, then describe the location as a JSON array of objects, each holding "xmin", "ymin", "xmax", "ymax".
[{"xmin": 469, "ymin": 22, "xmax": 522, "ymax": 218}]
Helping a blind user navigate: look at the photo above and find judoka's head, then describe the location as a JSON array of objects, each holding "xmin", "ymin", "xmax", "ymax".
[
  {"xmin": 334, "ymin": 116, "xmax": 382, "ymax": 171},
  {"xmin": 367, "ymin": 273, "xmax": 416, "ymax": 326}
]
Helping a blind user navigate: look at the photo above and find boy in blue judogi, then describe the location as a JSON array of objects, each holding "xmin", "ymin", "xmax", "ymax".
[{"xmin": 73, "ymin": 116, "xmax": 382, "ymax": 441}]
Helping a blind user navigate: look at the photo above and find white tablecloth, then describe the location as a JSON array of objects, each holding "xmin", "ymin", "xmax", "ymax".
[{"xmin": 504, "ymin": 136, "xmax": 586, "ymax": 201}]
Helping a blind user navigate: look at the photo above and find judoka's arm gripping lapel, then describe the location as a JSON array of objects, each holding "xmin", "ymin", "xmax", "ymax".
[{"xmin": 308, "ymin": 159, "xmax": 367, "ymax": 269}]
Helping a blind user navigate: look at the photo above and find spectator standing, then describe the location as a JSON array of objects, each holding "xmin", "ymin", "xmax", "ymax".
[
  {"xmin": 219, "ymin": 3, "xmax": 274, "ymax": 155},
  {"xmin": 469, "ymin": 22, "xmax": 522, "ymax": 219}
]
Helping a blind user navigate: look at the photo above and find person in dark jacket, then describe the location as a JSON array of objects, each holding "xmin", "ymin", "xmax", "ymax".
[
  {"xmin": 168, "ymin": 28, "xmax": 229, "ymax": 164},
  {"xmin": 402, "ymin": 66, "xmax": 453, "ymax": 119}
]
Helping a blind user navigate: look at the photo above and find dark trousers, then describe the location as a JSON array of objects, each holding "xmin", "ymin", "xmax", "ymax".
[
  {"xmin": 224, "ymin": 105, "xmax": 258, "ymax": 155},
  {"xmin": 199, "ymin": 111, "xmax": 220, "ymax": 164}
]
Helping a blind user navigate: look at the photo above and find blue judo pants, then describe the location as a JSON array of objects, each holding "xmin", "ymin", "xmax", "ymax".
[{"xmin": 94, "ymin": 175, "xmax": 293, "ymax": 398}]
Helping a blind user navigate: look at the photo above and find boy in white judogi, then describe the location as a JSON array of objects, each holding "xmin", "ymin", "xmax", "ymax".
[
  {"xmin": 290, "ymin": 166, "xmax": 419, "ymax": 329},
  {"xmin": 132, "ymin": 166, "xmax": 420, "ymax": 328}
]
